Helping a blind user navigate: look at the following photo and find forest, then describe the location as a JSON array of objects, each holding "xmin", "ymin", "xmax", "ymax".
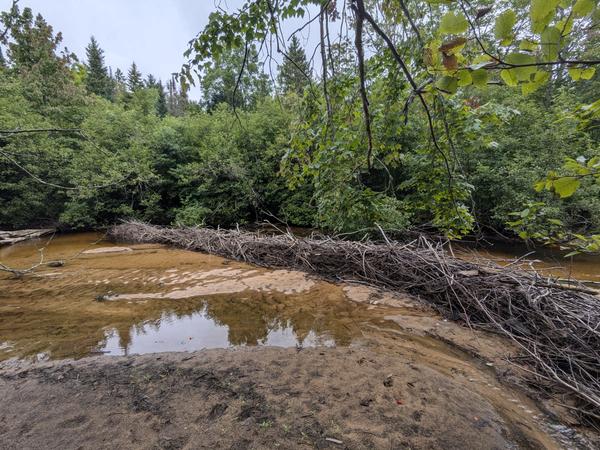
[{"xmin": 0, "ymin": 0, "xmax": 599, "ymax": 253}]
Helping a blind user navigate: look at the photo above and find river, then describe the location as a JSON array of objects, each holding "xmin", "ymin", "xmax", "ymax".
[{"xmin": 1, "ymin": 231, "xmax": 597, "ymax": 448}]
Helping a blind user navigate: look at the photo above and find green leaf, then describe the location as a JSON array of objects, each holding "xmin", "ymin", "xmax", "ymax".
[
  {"xmin": 457, "ymin": 70, "xmax": 472, "ymax": 87},
  {"xmin": 553, "ymin": 177, "xmax": 581, "ymax": 198},
  {"xmin": 568, "ymin": 67, "xmax": 583, "ymax": 80},
  {"xmin": 581, "ymin": 67, "xmax": 596, "ymax": 80},
  {"xmin": 500, "ymin": 69, "xmax": 518, "ymax": 86},
  {"xmin": 471, "ymin": 69, "xmax": 488, "ymax": 87},
  {"xmin": 522, "ymin": 71, "xmax": 549, "ymax": 95},
  {"xmin": 495, "ymin": 10, "xmax": 516, "ymax": 45},
  {"xmin": 439, "ymin": 11, "xmax": 468, "ymax": 35},
  {"xmin": 531, "ymin": 0, "xmax": 560, "ymax": 33},
  {"xmin": 573, "ymin": 0, "xmax": 595, "ymax": 17},
  {"xmin": 541, "ymin": 26, "xmax": 561, "ymax": 61},
  {"xmin": 505, "ymin": 53, "xmax": 537, "ymax": 81},
  {"xmin": 556, "ymin": 16, "xmax": 574, "ymax": 35},
  {"xmin": 519, "ymin": 39, "xmax": 538, "ymax": 52},
  {"xmin": 436, "ymin": 75, "xmax": 458, "ymax": 93},
  {"xmin": 534, "ymin": 180, "xmax": 546, "ymax": 192}
]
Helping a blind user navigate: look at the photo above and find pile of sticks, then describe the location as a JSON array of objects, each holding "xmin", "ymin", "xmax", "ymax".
[{"xmin": 109, "ymin": 221, "xmax": 600, "ymax": 423}]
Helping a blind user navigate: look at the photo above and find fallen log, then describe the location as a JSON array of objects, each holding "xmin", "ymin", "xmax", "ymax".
[
  {"xmin": 0, "ymin": 229, "xmax": 55, "ymax": 247},
  {"xmin": 109, "ymin": 221, "xmax": 600, "ymax": 425}
]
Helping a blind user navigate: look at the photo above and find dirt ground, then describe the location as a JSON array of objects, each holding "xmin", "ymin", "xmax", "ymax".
[{"xmin": 0, "ymin": 347, "xmax": 573, "ymax": 450}]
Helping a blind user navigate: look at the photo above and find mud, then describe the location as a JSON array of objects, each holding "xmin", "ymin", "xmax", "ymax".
[{"xmin": 0, "ymin": 348, "xmax": 575, "ymax": 450}]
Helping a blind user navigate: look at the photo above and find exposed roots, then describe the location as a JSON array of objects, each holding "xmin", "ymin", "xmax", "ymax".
[{"xmin": 109, "ymin": 221, "xmax": 600, "ymax": 425}]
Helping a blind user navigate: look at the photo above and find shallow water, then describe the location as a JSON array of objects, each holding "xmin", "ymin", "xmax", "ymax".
[
  {"xmin": 2, "ymin": 233, "xmax": 599, "ymax": 362},
  {"xmin": 453, "ymin": 240, "xmax": 600, "ymax": 283},
  {"xmin": 0, "ymin": 233, "xmax": 407, "ymax": 361}
]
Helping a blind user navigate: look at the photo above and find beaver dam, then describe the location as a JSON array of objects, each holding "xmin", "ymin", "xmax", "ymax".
[{"xmin": 0, "ymin": 225, "xmax": 598, "ymax": 448}]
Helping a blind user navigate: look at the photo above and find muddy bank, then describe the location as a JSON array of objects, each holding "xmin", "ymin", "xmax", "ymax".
[{"xmin": 0, "ymin": 348, "xmax": 576, "ymax": 450}]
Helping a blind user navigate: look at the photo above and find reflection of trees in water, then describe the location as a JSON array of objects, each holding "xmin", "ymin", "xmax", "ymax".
[{"xmin": 112, "ymin": 290, "xmax": 362, "ymax": 354}]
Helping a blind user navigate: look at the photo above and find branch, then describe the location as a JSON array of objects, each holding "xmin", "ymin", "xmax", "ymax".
[
  {"xmin": 265, "ymin": 0, "xmax": 316, "ymax": 93},
  {"xmin": 0, "ymin": 148, "xmax": 79, "ymax": 190},
  {"xmin": 319, "ymin": 5, "xmax": 334, "ymax": 126},
  {"xmin": 352, "ymin": 0, "xmax": 374, "ymax": 170},
  {"xmin": 459, "ymin": 1, "xmax": 600, "ymax": 71},
  {"xmin": 0, "ymin": 128, "xmax": 81, "ymax": 135},
  {"xmin": 398, "ymin": 0, "xmax": 422, "ymax": 46},
  {"xmin": 362, "ymin": 9, "xmax": 464, "ymax": 222}
]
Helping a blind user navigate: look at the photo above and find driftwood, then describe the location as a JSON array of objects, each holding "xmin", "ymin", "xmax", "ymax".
[
  {"xmin": 0, "ymin": 231, "xmax": 106, "ymax": 278},
  {"xmin": 0, "ymin": 229, "xmax": 55, "ymax": 247},
  {"xmin": 109, "ymin": 221, "xmax": 600, "ymax": 425}
]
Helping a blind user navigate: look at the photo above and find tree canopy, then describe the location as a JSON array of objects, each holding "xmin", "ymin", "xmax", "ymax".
[{"xmin": 0, "ymin": 0, "xmax": 598, "ymax": 254}]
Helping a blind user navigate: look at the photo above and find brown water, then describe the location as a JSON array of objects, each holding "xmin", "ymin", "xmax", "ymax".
[
  {"xmin": 453, "ymin": 240, "xmax": 600, "ymax": 284},
  {"xmin": 1, "ymin": 233, "xmax": 598, "ymax": 362},
  {"xmin": 0, "ymin": 233, "xmax": 419, "ymax": 361}
]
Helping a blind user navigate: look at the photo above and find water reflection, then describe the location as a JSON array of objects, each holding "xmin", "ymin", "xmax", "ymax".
[
  {"xmin": 98, "ymin": 293, "xmax": 347, "ymax": 357},
  {"xmin": 101, "ymin": 306, "xmax": 336, "ymax": 356}
]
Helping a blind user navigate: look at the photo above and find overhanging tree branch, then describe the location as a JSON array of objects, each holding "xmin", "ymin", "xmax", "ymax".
[{"xmin": 351, "ymin": 0, "xmax": 374, "ymax": 170}]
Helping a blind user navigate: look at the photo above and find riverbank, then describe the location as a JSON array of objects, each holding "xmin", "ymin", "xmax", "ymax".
[{"xmin": 0, "ymin": 347, "xmax": 579, "ymax": 450}]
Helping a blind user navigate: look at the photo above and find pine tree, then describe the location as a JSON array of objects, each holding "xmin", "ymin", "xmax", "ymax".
[
  {"xmin": 84, "ymin": 36, "xmax": 111, "ymax": 99},
  {"xmin": 112, "ymin": 67, "xmax": 126, "ymax": 97},
  {"xmin": 127, "ymin": 62, "xmax": 143, "ymax": 92},
  {"xmin": 166, "ymin": 76, "xmax": 187, "ymax": 116},
  {"xmin": 0, "ymin": 47, "xmax": 6, "ymax": 69},
  {"xmin": 156, "ymin": 80, "xmax": 168, "ymax": 117},
  {"xmin": 114, "ymin": 67, "xmax": 125, "ymax": 84},
  {"xmin": 277, "ymin": 36, "xmax": 311, "ymax": 95},
  {"xmin": 146, "ymin": 74, "xmax": 157, "ymax": 88},
  {"xmin": 201, "ymin": 45, "xmax": 270, "ymax": 111},
  {"xmin": 3, "ymin": 7, "xmax": 77, "ymax": 108}
]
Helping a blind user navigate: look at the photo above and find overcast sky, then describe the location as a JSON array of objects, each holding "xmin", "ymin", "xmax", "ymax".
[{"xmin": 0, "ymin": 0, "xmax": 322, "ymax": 100}]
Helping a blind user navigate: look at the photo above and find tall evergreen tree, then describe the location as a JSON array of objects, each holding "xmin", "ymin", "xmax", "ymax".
[
  {"xmin": 146, "ymin": 73, "xmax": 157, "ymax": 88},
  {"xmin": 111, "ymin": 67, "xmax": 126, "ymax": 98},
  {"xmin": 113, "ymin": 67, "xmax": 125, "ymax": 84},
  {"xmin": 84, "ymin": 36, "xmax": 111, "ymax": 99},
  {"xmin": 127, "ymin": 61, "xmax": 143, "ymax": 92},
  {"xmin": 156, "ymin": 80, "xmax": 168, "ymax": 118},
  {"xmin": 277, "ymin": 36, "xmax": 311, "ymax": 95},
  {"xmin": 3, "ymin": 7, "xmax": 78, "ymax": 110}
]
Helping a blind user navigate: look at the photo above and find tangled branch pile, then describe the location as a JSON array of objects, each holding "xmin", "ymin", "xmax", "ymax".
[{"xmin": 109, "ymin": 221, "xmax": 600, "ymax": 423}]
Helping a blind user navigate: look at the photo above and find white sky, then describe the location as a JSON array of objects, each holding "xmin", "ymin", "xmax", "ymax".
[{"xmin": 0, "ymin": 0, "xmax": 323, "ymax": 100}]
